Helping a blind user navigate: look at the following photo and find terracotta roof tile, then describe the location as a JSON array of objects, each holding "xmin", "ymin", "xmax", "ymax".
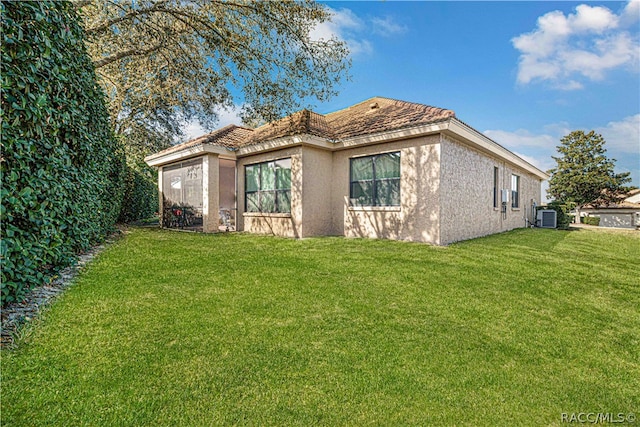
[
  {"xmin": 149, "ymin": 97, "xmax": 456, "ymax": 158},
  {"xmin": 241, "ymin": 110, "xmax": 335, "ymax": 146},
  {"xmin": 325, "ymin": 97, "xmax": 455, "ymax": 139},
  {"xmin": 149, "ymin": 125, "xmax": 253, "ymax": 158}
]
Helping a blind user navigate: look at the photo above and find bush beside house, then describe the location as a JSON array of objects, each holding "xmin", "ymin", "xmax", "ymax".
[
  {"xmin": 581, "ymin": 216, "xmax": 600, "ymax": 226},
  {"xmin": 1, "ymin": 1, "xmax": 124, "ymax": 305},
  {"xmin": 540, "ymin": 201, "xmax": 574, "ymax": 229}
]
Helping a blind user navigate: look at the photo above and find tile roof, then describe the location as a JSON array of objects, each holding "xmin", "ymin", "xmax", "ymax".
[
  {"xmin": 325, "ymin": 97, "xmax": 455, "ymax": 139},
  {"xmin": 149, "ymin": 124, "xmax": 253, "ymax": 158},
  {"xmin": 243, "ymin": 109, "xmax": 335, "ymax": 146},
  {"xmin": 150, "ymin": 97, "xmax": 456, "ymax": 158}
]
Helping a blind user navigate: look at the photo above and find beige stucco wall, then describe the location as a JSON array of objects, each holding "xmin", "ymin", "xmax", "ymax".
[
  {"xmin": 300, "ymin": 146, "xmax": 334, "ymax": 237},
  {"xmin": 157, "ymin": 165, "xmax": 164, "ymax": 224},
  {"xmin": 331, "ymin": 135, "xmax": 441, "ymax": 244},
  {"xmin": 236, "ymin": 147, "xmax": 303, "ymax": 238},
  {"xmin": 439, "ymin": 135, "xmax": 542, "ymax": 244},
  {"xmin": 219, "ymin": 159, "xmax": 236, "ymax": 212},
  {"xmin": 202, "ymin": 154, "xmax": 220, "ymax": 233}
]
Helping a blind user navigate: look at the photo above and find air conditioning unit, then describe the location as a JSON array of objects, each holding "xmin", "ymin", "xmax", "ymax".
[{"xmin": 537, "ymin": 209, "xmax": 557, "ymax": 228}]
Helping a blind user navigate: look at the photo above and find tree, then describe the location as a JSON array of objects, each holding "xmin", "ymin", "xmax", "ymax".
[
  {"xmin": 547, "ymin": 130, "xmax": 634, "ymax": 211},
  {"xmin": 76, "ymin": 0, "xmax": 350, "ymax": 151},
  {"xmin": 74, "ymin": 0, "xmax": 350, "ymax": 221}
]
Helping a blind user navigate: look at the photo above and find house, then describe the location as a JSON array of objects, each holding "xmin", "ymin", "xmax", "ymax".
[
  {"xmin": 580, "ymin": 189, "xmax": 640, "ymax": 229},
  {"xmin": 144, "ymin": 97, "xmax": 549, "ymax": 245}
]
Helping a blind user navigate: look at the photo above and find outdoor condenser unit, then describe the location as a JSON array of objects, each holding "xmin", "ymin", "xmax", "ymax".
[{"xmin": 537, "ymin": 209, "xmax": 557, "ymax": 229}]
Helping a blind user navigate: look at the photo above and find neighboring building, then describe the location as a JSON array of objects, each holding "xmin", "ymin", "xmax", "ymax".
[
  {"xmin": 145, "ymin": 97, "xmax": 548, "ymax": 245},
  {"xmin": 580, "ymin": 189, "xmax": 640, "ymax": 229}
]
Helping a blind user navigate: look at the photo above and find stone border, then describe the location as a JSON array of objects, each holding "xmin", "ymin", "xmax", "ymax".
[{"xmin": 1, "ymin": 231, "xmax": 123, "ymax": 349}]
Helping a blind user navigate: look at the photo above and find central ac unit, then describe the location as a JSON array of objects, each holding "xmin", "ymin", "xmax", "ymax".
[{"xmin": 537, "ymin": 209, "xmax": 557, "ymax": 228}]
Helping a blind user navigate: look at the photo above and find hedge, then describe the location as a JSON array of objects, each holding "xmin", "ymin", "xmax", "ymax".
[
  {"xmin": 542, "ymin": 201, "xmax": 574, "ymax": 229},
  {"xmin": 581, "ymin": 216, "xmax": 600, "ymax": 226},
  {"xmin": 1, "ymin": 1, "xmax": 124, "ymax": 305},
  {"xmin": 118, "ymin": 159, "xmax": 158, "ymax": 223}
]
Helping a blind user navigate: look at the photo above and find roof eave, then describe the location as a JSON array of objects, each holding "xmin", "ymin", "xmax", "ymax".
[
  {"xmin": 445, "ymin": 118, "xmax": 550, "ymax": 180},
  {"xmin": 145, "ymin": 144, "xmax": 236, "ymax": 167},
  {"xmin": 236, "ymin": 134, "xmax": 335, "ymax": 157},
  {"xmin": 334, "ymin": 120, "xmax": 450, "ymax": 149}
]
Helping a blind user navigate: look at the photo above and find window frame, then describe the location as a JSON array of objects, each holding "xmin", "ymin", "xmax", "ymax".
[
  {"xmin": 349, "ymin": 151, "xmax": 401, "ymax": 207},
  {"xmin": 244, "ymin": 158, "xmax": 292, "ymax": 214},
  {"xmin": 493, "ymin": 166, "xmax": 499, "ymax": 209},
  {"xmin": 511, "ymin": 174, "xmax": 520, "ymax": 209}
]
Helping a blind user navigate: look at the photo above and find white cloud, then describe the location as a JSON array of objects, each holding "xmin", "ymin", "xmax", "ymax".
[
  {"xmin": 485, "ymin": 114, "xmax": 640, "ymax": 187},
  {"xmin": 311, "ymin": 8, "xmax": 408, "ymax": 57},
  {"xmin": 621, "ymin": 0, "xmax": 640, "ymax": 25},
  {"xmin": 595, "ymin": 114, "xmax": 640, "ymax": 154},
  {"xmin": 311, "ymin": 8, "xmax": 373, "ymax": 56},
  {"xmin": 371, "ymin": 16, "xmax": 408, "ymax": 37},
  {"xmin": 555, "ymin": 80, "xmax": 584, "ymax": 91},
  {"xmin": 484, "ymin": 128, "xmax": 557, "ymax": 150},
  {"xmin": 182, "ymin": 105, "xmax": 243, "ymax": 141},
  {"xmin": 513, "ymin": 151, "xmax": 555, "ymax": 173},
  {"xmin": 513, "ymin": 1, "xmax": 640, "ymax": 88}
]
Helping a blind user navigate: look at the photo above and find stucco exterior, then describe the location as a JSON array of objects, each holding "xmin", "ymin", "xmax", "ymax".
[
  {"xmin": 332, "ymin": 135, "xmax": 441, "ymax": 244},
  {"xmin": 202, "ymin": 154, "xmax": 220, "ymax": 233},
  {"xmin": 439, "ymin": 135, "xmax": 542, "ymax": 244},
  {"xmin": 146, "ymin": 97, "xmax": 548, "ymax": 244},
  {"xmin": 301, "ymin": 146, "xmax": 334, "ymax": 237},
  {"xmin": 237, "ymin": 146, "xmax": 303, "ymax": 238}
]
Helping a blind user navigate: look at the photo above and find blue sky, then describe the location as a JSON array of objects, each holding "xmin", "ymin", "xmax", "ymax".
[{"xmin": 186, "ymin": 1, "xmax": 640, "ymax": 190}]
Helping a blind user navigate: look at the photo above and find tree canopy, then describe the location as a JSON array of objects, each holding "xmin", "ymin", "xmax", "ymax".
[
  {"xmin": 76, "ymin": 0, "xmax": 351, "ymax": 153},
  {"xmin": 547, "ymin": 130, "xmax": 634, "ymax": 207}
]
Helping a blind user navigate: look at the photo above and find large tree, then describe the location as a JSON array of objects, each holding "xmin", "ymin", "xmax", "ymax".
[
  {"xmin": 75, "ymin": 0, "xmax": 350, "ymax": 154},
  {"xmin": 547, "ymin": 130, "xmax": 634, "ymax": 210}
]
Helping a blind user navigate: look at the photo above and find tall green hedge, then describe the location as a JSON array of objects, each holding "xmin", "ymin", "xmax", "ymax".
[
  {"xmin": 119, "ymin": 159, "xmax": 158, "ymax": 223},
  {"xmin": 1, "ymin": 1, "xmax": 125, "ymax": 305}
]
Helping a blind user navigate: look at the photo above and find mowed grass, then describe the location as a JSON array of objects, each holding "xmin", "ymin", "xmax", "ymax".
[{"xmin": 2, "ymin": 227, "xmax": 639, "ymax": 425}]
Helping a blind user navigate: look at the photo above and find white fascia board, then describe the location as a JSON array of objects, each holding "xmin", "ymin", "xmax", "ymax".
[
  {"xmin": 445, "ymin": 119, "xmax": 549, "ymax": 180},
  {"xmin": 236, "ymin": 134, "xmax": 334, "ymax": 157},
  {"xmin": 145, "ymin": 144, "xmax": 236, "ymax": 167},
  {"xmin": 334, "ymin": 121, "xmax": 449, "ymax": 150}
]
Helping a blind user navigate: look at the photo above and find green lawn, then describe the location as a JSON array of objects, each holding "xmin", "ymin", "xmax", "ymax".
[{"xmin": 2, "ymin": 228, "xmax": 639, "ymax": 426}]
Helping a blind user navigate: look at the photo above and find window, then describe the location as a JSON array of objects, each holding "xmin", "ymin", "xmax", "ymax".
[
  {"xmin": 245, "ymin": 158, "xmax": 291, "ymax": 213},
  {"xmin": 511, "ymin": 174, "xmax": 520, "ymax": 208},
  {"xmin": 350, "ymin": 152, "xmax": 400, "ymax": 207},
  {"xmin": 493, "ymin": 167, "xmax": 499, "ymax": 208}
]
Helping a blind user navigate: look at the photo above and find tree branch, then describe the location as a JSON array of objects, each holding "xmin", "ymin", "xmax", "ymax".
[
  {"xmin": 73, "ymin": 0, "xmax": 93, "ymax": 11},
  {"xmin": 93, "ymin": 43, "xmax": 164, "ymax": 68},
  {"xmin": 85, "ymin": 1, "xmax": 170, "ymax": 35}
]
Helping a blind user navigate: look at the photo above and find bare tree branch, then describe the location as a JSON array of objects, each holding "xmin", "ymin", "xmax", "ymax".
[{"xmin": 93, "ymin": 43, "xmax": 164, "ymax": 68}]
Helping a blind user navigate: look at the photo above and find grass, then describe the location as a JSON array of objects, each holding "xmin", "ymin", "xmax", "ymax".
[{"xmin": 2, "ymin": 227, "xmax": 639, "ymax": 426}]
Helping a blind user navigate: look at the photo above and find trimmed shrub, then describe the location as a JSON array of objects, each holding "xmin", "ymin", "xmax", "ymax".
[
  {"xmin": 119, "ymin": 160, "xmax": 158, "ymax": 223},
  {"xmin": 581, "ymin": 216, "xmax": 600, "ymax": 226},
  {"xmin": 1, "ymin": 1, "xmax": 124, "ymax": 305},
  {"xmin": 542, "ymin": 201, "xmax": 574, "ymax": 229}
]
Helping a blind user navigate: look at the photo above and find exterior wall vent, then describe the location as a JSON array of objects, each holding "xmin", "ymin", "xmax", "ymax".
[{"xmin": 537, "ymin": 209, "xmax": 557, "ymax": 228}]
